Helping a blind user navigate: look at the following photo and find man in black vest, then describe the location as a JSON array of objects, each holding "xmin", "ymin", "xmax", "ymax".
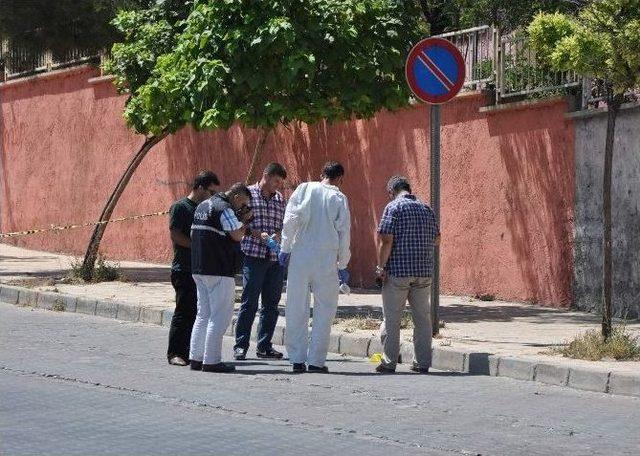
[{"xmin": 189, "ymin": 183, "xmax": 253, "ymax": 373}]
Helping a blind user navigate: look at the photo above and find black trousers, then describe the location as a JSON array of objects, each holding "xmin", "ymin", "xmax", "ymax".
[{"xmin": 167, "ymin": 270, "xmax": 197, "ymax": 360}]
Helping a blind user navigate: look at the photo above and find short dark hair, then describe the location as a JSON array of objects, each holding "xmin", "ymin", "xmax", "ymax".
[
  {"xmin": 193, "ymin": 170, "xmax": 220, "ymax": 190},
  {"xmin": 387, "ymin": 175, "xmax": 411, "ymax": 194},
  {"xmin": 264, "ymin": 162, "xmax": 287, "ymax": 179},
  {"xmin": 227, "ymin": 182, "xmax": 251, "ymax": 199},
  {"xmin": 322, "ymin": 161, "xmax": 344, "ymax": 180}
]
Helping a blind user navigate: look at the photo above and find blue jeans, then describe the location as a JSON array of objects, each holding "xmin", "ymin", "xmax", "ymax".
[{"xmin": 234, "ymin": 256, "xmax": 285, "ymax": 352}]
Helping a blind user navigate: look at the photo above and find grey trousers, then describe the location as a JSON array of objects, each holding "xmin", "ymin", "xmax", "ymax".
[{"xmin": 380, "ymin": 276, "xmax": 432, "ymax": 369}]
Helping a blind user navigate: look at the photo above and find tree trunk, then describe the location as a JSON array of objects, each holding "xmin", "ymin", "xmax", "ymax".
[
  {"xmin": 245, "ymin": 128, "xmax": 269, "ymax": 184},
  {"xmin": 602, "ymin": 90, "xmax": 622, "ymax": 340},
  {"xmin": 80, "ymin": 132, "xmax": 168, "ymax": 280}
]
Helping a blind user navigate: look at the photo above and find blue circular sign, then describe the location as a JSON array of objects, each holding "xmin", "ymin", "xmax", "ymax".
[{"xmin": 405, "ymin": 38, "xmax": 466, "ymax": 104}]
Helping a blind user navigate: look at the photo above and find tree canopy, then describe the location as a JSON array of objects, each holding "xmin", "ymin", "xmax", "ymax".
[
  {"xmin": 528, "ymin": 0, "xmax": 640, "ymax": 339},
  {"xmin": 528, "ymin": 0, "xmax": 640, "ymax": 94},
  {"xmin": 109, "ymin": 0, "xmax": 427, "ymax": 136}
]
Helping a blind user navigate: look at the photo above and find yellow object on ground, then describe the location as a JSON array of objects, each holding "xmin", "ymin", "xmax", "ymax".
[{"xmin": 369, "ymin": 353, "xmax": 383, "ymax": 364}]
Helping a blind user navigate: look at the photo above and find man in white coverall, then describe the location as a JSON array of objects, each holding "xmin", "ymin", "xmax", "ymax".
[{"xmin": 278, "ymin": 161, "xmax": 351, "ymax": 374}]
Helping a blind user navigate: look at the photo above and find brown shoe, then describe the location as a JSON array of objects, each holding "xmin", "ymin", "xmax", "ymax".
[{"xmin": 168, "ymin": 356, "xmax": 188, "ymax": 366}]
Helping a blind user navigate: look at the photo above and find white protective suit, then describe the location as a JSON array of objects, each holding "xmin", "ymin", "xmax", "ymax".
[{"xmin": 281, "ymin": 181, "xmax": 351, "ymax": 367}]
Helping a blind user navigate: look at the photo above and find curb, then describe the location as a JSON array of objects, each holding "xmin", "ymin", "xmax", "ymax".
[{"xmin": 1, "ymin": 283, "xmax": 638, "ymax": 398}]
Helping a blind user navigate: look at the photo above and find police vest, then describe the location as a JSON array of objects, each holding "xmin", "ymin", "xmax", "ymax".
[{"xmin": 190, "ymin": 194, "xmax": 242, "ymax": 277}]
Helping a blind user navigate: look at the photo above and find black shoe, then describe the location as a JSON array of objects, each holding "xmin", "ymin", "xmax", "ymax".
[
  {"xmin": 292, "ymin": 363, "xmax": 307, "ymax": 373},
  {"xmin": 375, "ymin": 364, "xmax": 396, "ymax": 374},
  {"xmin": 233, "ymin": 347, "xmax": 247, "ymax": 360},
  {"xmin": 410, "ymin": 363, "xmax": 430, "ymax": 374},
  {"xmin": 190, "ymin": 360, "xmax": 203, "ymax": 371},
  {"xmin": 202, "ymin": 362, "xmax": 236, "ymax": 373},
  {"xmin": 308, "ymin": 365, "xmax": 329, "ymax": 373},
  {"xmin": 256, "ymin": 348, "xmax": 284, "ymax": 359}
]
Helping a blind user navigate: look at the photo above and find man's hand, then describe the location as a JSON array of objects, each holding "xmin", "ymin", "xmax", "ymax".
[
  {"xmin": 240, "ymin": 209, "xmax": 254, "ymax": 224},
  {"xmin": 278, "ymin": 252, "xmax": 290, "ymax": 267},
  {"xmin": 375, "ymin": 265, "xmax": 387, "ymax": 288}
]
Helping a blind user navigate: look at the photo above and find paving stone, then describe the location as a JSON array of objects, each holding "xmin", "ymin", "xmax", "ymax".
[
  {"xmin": 328, "ymin": 332, "xmax": 341, "ymax": 354},
  {"xmin": 18, "ymin": 289, "xmax": 38, "ymax": 307},
  {"xmin": 249, "ymin": 321, "xmax": 260, "ymax": 342},
  {"xmin": 488, "ymin": 355, "xmax": 500, "ymax": 377},
  {"xmin": 95, "ymin": 300, "xmax": 118, "ymax": 319},
  {"xmin": 161, "ymin": 309, "xmax": 175, "ymax": 327},
  {"xmin": 399, "ymin": 342, "xmax": 415, "ymax": 364},
  {"xmin": 271, "ymin": 325, "xmax": 285, "ymax": 346},
  {"xmin": 608, "ymin": 373, "xmax": 640, "ymax": 397},
  {"xmin": 36, "ymin": 292, "xmax": 66, "ymax": 311},
  {"xmin": 57, "ymin": 294, "xmax": 78, "ymax": 313},
  {"xmin": 0, "ymin": 286, "xmax": 20, "ymax": 305},
  {"xmin": 367, "ymin": 337, "xmax": 383, "ymax": 357},
  {"xmin": 432, "ymin": 347, "xmax": 466, "ymax": 372},
  {"xmin": 497, "ymin": 357, "xmax": 535, "ymax": 381},
  {"xmin": 534, "ymin": 363, "xmax": 570, "ymax": 386},
  {"xmin": 225, "ymin": 318, "xmax": 237, "ymax": 338},
  {"xmin": 339, "ymin": 334, "xmax": 370, "ymax": 357},
  {"xmin": 75, "ymin": 297, "xmax": 97, "ymax": 315},
  {"xmin": 116, "ymin": 303, "xmax": 140, "ymax": 322},
  {"xmin": 35, "ymin": 293, "xmax": 77, "ymax": 313},
  {"xmin": 567, "ymin": 368, "xmax": 610, "ymax": 393},
  {"xmin": 140, "ymin": 307, "xmax": 163, "ymax": 325},
  {"xmin": 466, "ymin": 352, "xmax": 491, "ymax": 375}
]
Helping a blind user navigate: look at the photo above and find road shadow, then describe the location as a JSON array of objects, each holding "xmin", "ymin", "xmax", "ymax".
[{"xmin": 438, "ymin": 303, "xmax": 600, "ymax": 325}]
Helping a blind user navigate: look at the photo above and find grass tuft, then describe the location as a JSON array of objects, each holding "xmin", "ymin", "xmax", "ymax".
[
  {"xmin": 51, "ymin": 299, "xmax": 66, "ymax": 312},
  {"xmin": 70, "ymin": 254, "xmax": 121, "ymax": 283},
  {"xmin": 475, "ymin": 294, "xmax": 496, "ymax": 301},
  {"xmin": 549, "ymin": 326, "xmax": 640, "ymax": 361}
]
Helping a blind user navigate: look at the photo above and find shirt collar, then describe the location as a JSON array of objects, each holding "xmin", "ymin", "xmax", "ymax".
[
  {"xmin": 256, "ymin": 182, "xmax": 278, "ymax": 200},
  {"xmin": 396, "ymin": 192, "xmax": 416, "ymax": 201}
]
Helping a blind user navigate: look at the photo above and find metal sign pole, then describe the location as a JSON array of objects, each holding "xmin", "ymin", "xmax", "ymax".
[
  {"xmin": 430, "ymin": 104, "xmax": 441, "ymax": 336},
  {"xmin": 405, "ymin": 36, "xmax": 464, "ymax": 337}
]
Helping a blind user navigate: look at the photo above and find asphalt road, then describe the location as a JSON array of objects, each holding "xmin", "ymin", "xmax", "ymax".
[{"xmin": 1, "ymin": 304, "xmax": 638, "ymax": 456}]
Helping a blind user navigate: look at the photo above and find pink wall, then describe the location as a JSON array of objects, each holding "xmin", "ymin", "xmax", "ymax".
[{"xmin": 0, "ymin": 66, "xmax": 575, "ymax": 306}]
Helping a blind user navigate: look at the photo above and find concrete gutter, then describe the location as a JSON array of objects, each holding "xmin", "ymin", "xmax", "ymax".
[{"xmin": 2, "ymin": 284, "xmax": 637, "ymax": 398}]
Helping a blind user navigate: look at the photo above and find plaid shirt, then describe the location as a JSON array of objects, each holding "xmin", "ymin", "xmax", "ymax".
[
  {"xmin": 377, "ymin": 194, "xmax": 440, "ymax": 278},
  {"xmin": 241, "ymin": 184, "xmax": 286, "ymax": 260}
]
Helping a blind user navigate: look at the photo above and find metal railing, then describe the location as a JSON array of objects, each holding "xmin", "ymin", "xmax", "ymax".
[
  {"xmin": 496, "ymin": 32, "xmax": 581, "ymax": 102},
  {"xmin": 435, "ymin": 25, "xmax": 494, "ymax": 90},
  {"xmin": 1, "ymin": 38, "xmax": 98, "ymax": 81},
  {"xmin": 436, "ymin": 26, "xmax": 584, "ymax": 104},
  {"xmin": 4, "ymin": 25, "xmax": 631, "ymax": 109}
]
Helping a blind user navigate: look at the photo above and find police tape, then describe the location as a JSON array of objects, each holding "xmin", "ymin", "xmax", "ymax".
[{"xmin": 0, "ymin": 210, "xmax": 169, "ymax": 238}]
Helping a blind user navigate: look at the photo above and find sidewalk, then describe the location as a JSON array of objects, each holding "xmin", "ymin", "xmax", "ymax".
[{"xmin": 2, "ymin": 243, "xmax": 639, "ymax": 397}]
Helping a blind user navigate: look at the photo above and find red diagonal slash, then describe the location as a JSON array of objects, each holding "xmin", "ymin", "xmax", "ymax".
[{"xmin": 417, "ymin": 51, "xmax": 454, "ymax": 91}]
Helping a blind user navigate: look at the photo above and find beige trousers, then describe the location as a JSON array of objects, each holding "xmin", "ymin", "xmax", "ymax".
[{"xmin": 380, "ymin": 275, "xmax": 432, "ymax": 369}]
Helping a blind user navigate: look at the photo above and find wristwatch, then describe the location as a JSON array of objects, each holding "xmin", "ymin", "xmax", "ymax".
[{"xmin": 375, "ymin": 265, "xmax": 385, "ymax": 275}]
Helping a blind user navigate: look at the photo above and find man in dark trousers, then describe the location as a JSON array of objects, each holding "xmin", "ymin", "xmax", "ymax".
[
  {"xmin": 167, "ymin": 170, "xmax": 220, "ymax": 366},
  {"xmin": 234, "ymin": 163, "xmax": 287, "ymax": 360}
]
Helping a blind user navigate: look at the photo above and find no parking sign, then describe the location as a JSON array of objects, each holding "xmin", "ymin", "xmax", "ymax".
[{"xmin": 405, "ymin": 37, "xmax": 465, "ymax": 104}]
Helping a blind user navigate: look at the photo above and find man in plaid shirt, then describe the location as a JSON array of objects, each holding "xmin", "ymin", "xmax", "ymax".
[
  {"xmin": 234, "ymin": 163, "xmax": 287, "ymax": 360},
  {"xmin": 375, "ymin": 176, "xmax": 440, "ymax": 374}
]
